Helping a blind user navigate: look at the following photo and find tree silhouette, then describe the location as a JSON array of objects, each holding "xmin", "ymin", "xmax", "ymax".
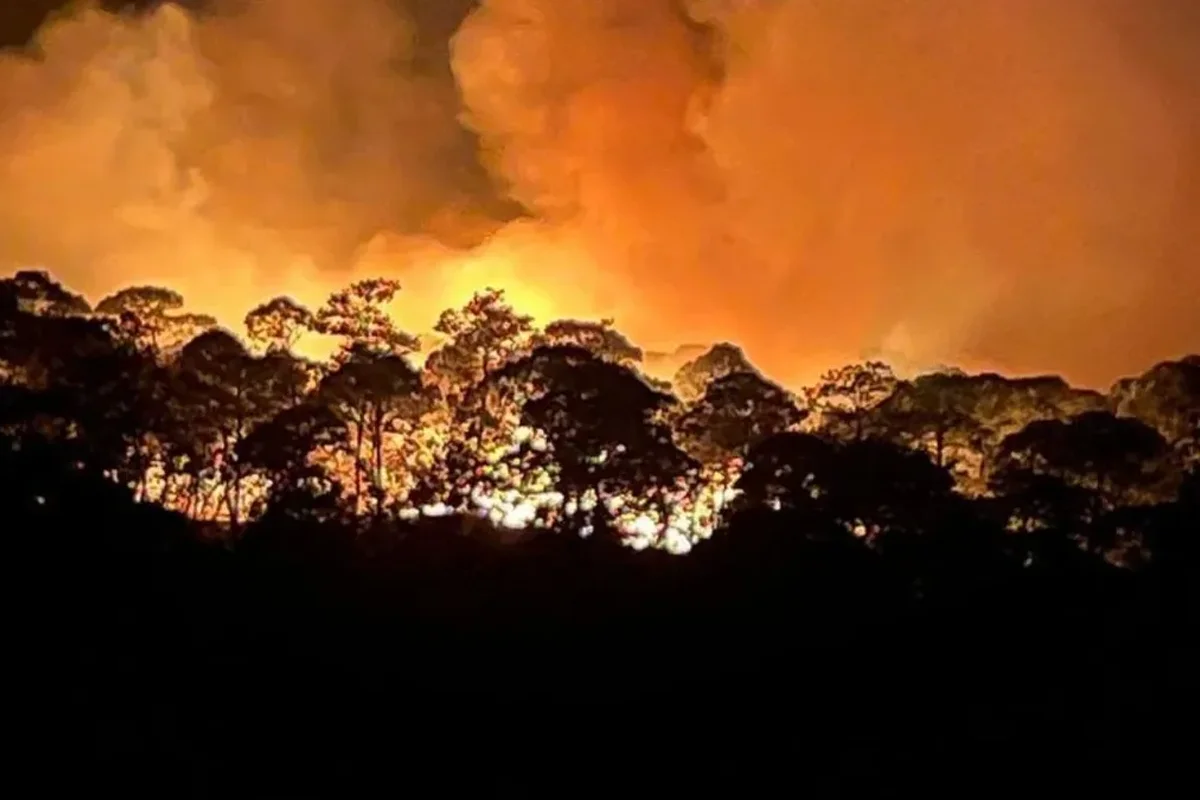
[
  {"xmin": 313, "ymin": 278, "xmax": 419, "ymax": 359},
  {"xmin": 676, "ymin": 371, "xmax": 806, "ymax": 462},
  {"xmin": 1111, "ymin": 356, "xmax": 1200, "ymax": 469},
  {"xmin": 2, "ymin": 270, "xmax": 90, "ymax": 317},
  {"xmin": 534, "ymin": 318, "xmax": 643, "ymax": 366},
  {"xmin": 4, "ymin": 270, "xmax": 1197, "ymax": 567},
  {"xmin": 486, "ymin": 345, "xmax": 694, "ymax": 538},
  {"xmin": 735, "ymin": 432, "xmax": 954, "ymax": 541},
  {"xmin": 734, "ymin": 431, "xmax": 840, "ymax": 517},
  {"xmin": 244, "ymin": 296, "xmax": 315, "ymax": 354},
  {"xmin": 3, "ymin": 269, "xmax": 1197, "ymax": 581},
  {"xmin": 831, "ymin": 437, "xmax": 957, "ymax": 540},
  {"xmin": 95, "ymin": 285, "xmax": 216, "ymax": 357},
  {"xmin": 988, "ymin": 411, "xmax": 1173, "ymax": 560},
  {"xmin": 238, "ymin": 402, "xmax": 347, "ymax": 521},
  {"xmin": 176, "ymin": 329, "xmax": 310, "ymax": 529},
  {"xmin": 2, "ymin": 295, "xmax": 111, "ymax": 390},
  {"xmin": 317, "ymin": 344, "xmax": 430, "ymax": 519},
  {"xmin": 672, "ymin": 342, "xmax": 758, "ymax": 401},
  {"xmin": 881, "ymin": 372, "xmax": 1108, "ymax": 489},
  {"xmin": 4, "ymin": 267, "xmax": 1199, "ymax": 792},
  {"xmin": 1, "ymin": 285, "xmax": 155, "ymax": 480},
  {"xmin": 880, "ymin": 371, "xmax": 986, "ymax": 470},
  {"xmin": 995, "ymin": 412, "xmax": 1171, "ymax": 506},
  {"xmin": 426, "ymin": 288, "xmax": 534, "ymax": 396},
  {"xmin": 806, "ymin": 361, "xmax": 897, "ymax": 442}
]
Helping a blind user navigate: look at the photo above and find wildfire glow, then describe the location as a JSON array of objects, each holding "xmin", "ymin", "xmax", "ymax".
[
  {"xmin": 136, "ymin": 360, "xmax": 744, "ymax": 553},
  {"xmin": 0, "ymin": 0, "xmax": 1197, "ymax": 479}
]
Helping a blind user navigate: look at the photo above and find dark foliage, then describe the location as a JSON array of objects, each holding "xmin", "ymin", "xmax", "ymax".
[{"xmin": 3, "ymin": 273, "xmax": 1195, "ymax": 794}]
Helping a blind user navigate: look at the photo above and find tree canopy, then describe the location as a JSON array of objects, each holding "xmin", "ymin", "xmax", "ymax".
[{"xmin": 1, "ymin": 272, "xmax": 1195, "ymax": 563}]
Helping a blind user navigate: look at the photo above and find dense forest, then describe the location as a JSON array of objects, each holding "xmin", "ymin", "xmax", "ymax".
[{"xmin": 4, "ymin": 269, "xmax": 1196, "ymax": 793}]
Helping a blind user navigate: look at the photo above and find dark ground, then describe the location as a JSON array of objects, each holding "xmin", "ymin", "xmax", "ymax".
[{"xmin": 13, "ymin": 495, "xmax": 1194, "ymax": 797}]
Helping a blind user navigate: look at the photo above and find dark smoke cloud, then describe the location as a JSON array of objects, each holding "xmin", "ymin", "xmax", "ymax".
[{"xmin": 1, "ymin": 1, "xmax": 1196, "ymax": 387}]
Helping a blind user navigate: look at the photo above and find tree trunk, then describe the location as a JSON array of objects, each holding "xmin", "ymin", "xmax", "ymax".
[
  {"xmin": 353, "ymin": 415, "xmax": 365, "ymax": 516},
  {"xmin": 373, "ymin": 407, "xmax": 386, "ymax": 521},
  {"xmin": 231, "ymin": 383, "xmax": 251, "ymax": 533},
  {"xmin": 223, "ymin": 430, "xmax": 241, "ymax": 533}
]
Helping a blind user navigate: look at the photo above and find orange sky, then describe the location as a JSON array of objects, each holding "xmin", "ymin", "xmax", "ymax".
[{"xmin": 0, "ymin": 0, "xmax": 1196, "ymax": 388}]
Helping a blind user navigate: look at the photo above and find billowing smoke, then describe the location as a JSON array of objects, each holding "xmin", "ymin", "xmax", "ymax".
[
  {"xmin": 0, "ymin": 0, "xmax": 503, "ymax": 321},
  {"xmin": 2, "ymin": 0, "xmax": 1197, "ymax": 387},
  {"xmin": 452, "ymin": 0, "xmax": 1200, "ymax": 384}
]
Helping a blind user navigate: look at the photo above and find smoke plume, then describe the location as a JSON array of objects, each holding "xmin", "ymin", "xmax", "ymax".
[
  {"xmin": 1, "ymin": 1, "xmax": 1197, "ymax": 386},
  {"xmin": 0, "ymin": 0, "xmax": 501, "ymax": 321}
]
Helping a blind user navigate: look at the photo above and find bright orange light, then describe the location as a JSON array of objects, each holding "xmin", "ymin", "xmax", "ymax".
[{"xmin": 357, "ymin": 225, "xmax": 617, "ymax": 335}]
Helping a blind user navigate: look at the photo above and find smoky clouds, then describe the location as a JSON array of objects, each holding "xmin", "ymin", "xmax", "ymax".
[
  {"xmin": 0, "ymin": 0, "xmax": 502, "ymax": 316},
  {"xmin": 0, "ymin": 0, "xmax": 1196, "ymax": 387}
]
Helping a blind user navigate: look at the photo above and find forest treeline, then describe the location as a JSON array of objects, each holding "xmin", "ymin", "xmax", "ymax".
[
  {"xmin": 4, "ymin": 268, "xmax": 1196, "ymax": 790},
  {"xmin": 3, "ymin": 268, "xmax": 1196, "ymax": 555}
]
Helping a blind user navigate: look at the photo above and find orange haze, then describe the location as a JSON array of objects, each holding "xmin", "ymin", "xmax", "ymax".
[{"xmin": 1, "ymin": 0, "xmax": 1197, "ymax": 388}]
